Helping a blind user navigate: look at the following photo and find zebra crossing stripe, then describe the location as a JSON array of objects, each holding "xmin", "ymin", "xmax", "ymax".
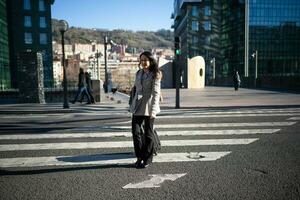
[
  {"xmin": 67, "ymin": 109, "xmax": 300, "ymax": 117},
  {"xmin": 0, "ymin": 151, "xmax": 231, "ymax": 168},
  {"xmin": 0, "ymin": 129, "xmax": 279, "ymax": 140},
  {"xmin": 103, "ymin": 122, "xmax": 295, "ymax": 129},
  {"xmin": 0, "ymin": 138, "xmax": 258, "ymax": 151},
  {"xmin": 161, "ymin": 109, "xmax": 300, "ymax": 115},
  {"xmin": 157, "ymin": 113, "xmax": 300, "ymax": 119},
  {"xmin": 161, "ymin": 108, "xmax": 300, "ymax": 113},
  {"xmin": 287, "ymin": 117, "xmax": 300, "ymax": 120}
]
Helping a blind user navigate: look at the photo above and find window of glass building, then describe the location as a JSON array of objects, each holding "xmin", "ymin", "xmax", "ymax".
[
  {"xmin": 39, "ymin": 17, "xmax": 46, "ymax": 28},
  {"xmin": 192, "ymin": 20, "xmax": 199, "ymax": 31},
  {"xmin": 24, "ymin": 0, "xmax": 31, "ymax": 10},
  {"xmin": 39, "ymin": 0, "xmax": 45, "ymax": 11},
  {"xmin": 24, "ymin": 16, "xmax": 32, "ymax": 27},
  {"xmin": 191, "ymin": 6, "xmax": 199, "ymax": 17},
  {"xmin": 24, "ymin": 32, "xmax": 33, "ymax": 44},
  {"xmin": 39, "ymin": 33, "xmax": 47, "ymax": 44},
  {"xmin": 204, "ymin": 6, "xmax": 211, "ymax": 16},
  {"xmin": 204, "ymin": 21, "xmax": 211, "ymax": 31},
  {"xmin": 205, "ymin": 36, "xmax": 211, "ymax": 45},
  {"xmin": 192, "ymin": 35, "xmax": 199, "ymax": 43}
]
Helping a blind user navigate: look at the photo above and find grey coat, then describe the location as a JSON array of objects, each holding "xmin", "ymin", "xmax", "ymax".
[{"xmin": 129, "ymin": 69, "xmax": 161, "ymax": 117}]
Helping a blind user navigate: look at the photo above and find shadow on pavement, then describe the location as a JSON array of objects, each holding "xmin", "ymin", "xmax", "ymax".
[
  {"xmin": 0, "ymin": 116, "xmax": 130, "ymax": 133},
  {"xmin": 0, "ymin": 152, "xmax": 136, "ymax": 176}
]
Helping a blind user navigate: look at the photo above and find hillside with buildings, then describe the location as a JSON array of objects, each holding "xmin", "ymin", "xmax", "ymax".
[
  {"xmin": 52, "ymin": 18, "xmax": 175, "ymax": 92},
  {"xmin": 52, "ymin": 19, "xmax": 174, "ymax": 52}
]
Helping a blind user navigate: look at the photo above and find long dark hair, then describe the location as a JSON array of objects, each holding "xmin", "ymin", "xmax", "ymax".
[{"xmin": 139, "ymin": 51, "xmax": 160, "ymax": 79}]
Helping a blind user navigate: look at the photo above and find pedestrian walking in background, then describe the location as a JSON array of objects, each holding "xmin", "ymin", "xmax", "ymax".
[
  {"xmin": 233, "ymin": 70, "xmax": 241, "ymax": 91},
  {"xmin": 79, "ymin": 72, "xmax": 95, "ymax": 104},
  {"xmin": 71, "ymin": 68, "xmax": 91, "ymax": 104},
  {"xmin": 129, "ymin": 51, "xmax": 162, "ymax": 168}
]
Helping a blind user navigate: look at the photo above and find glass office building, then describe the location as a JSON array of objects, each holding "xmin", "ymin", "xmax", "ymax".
[
  {"xmin": 248, "ymin": 0, "xmax": 300, "ymax": 77},
  {"xmin": 7, "ymin": 0, "xmax": 55, "ymax": 88},
  {"xmin": 0, "ymin": 0, "xmax": 11, "ymax": 89},
  {"xmin": 172, "ymin": 0, "xmax": 220, "ymax": 87},
  {"xmin": 173, "ymin": 0, "xmax": 300, "ymax": 89}
]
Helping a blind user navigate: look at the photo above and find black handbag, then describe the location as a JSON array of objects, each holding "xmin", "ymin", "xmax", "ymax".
[
  {"xmin": 128, "ymin": 86, "xmax": 136, "ymax": 106},
  {"xmin": 141, "ymin": 124, "xmax": 161, "ymax": 156}
]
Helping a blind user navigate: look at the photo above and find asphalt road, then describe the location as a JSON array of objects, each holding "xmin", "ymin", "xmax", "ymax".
[{"xmin": 0, "ymin": 106, "xmax": 300, "ymax": 200}]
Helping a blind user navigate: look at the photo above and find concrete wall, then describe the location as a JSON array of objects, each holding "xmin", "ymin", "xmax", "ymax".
[{"xmin": 158, "ymin": 57, "xmax": 173, "ymax": 88}]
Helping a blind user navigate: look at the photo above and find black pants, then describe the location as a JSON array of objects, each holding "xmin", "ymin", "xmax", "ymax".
[{"xmin": 132, "ymin": 115, "xmax": 155, "ymax": 164}]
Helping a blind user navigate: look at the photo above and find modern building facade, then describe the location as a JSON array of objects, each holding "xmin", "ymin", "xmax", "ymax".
[
  {"xmin": 172, "ymin": 0, "xmax": 300, "ymax": 90},
  {"xmin": 7, "ymin": 0, "xmax": 55, "ymax": 88},
  {"xmin": 246, "ymin": 0, "xmax": 300, "ymax": 89},
  {"xmin": 0, "ymin": 0, "xmax": 11, "ymax": 89}
]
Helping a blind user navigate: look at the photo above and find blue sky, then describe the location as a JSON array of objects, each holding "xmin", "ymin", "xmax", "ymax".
[{"xmin": 52, "ymin": 0, "xmax": 174, "ymax": 31}]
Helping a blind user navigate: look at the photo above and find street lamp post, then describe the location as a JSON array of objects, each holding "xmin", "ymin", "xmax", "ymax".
[
  {"xmin": 58, "ymin": 20, "xmax": 69, "ymax": 109},
  {"xmin": 96, "ymin": 50, "xmax": 99, "ymax": 80},
  {"xmin": 252, "ymin": 50, "xmax": 258, "ymax": 87},
  {"xmin": 103, "ymin": 37, "xmax": 118, "ymax": 93},
  {"xmin": 210, "ymin": 57, "xmax": 216, "ymax": 85},
  {"xmin": 104, "ymin": 36, "xmax": 108, "ymax": 93},
  {"xmin": 245, "ymin": 0, "xmax": 249, "ymax": 78}
]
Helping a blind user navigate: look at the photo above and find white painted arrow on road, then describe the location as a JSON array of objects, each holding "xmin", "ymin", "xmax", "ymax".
[{"xmin": 122, "ymin": 173, "xmax": 187, "ymax": 189}]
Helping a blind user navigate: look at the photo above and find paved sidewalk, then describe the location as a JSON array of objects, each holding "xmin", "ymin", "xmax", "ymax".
[
  {"xmin": 113, "ymin": 86, "xmax": 300, "ymax": 109},
  {"xmin": 159, "ymin": 87, "xmax": 300, "ymax": 109},
  {"xmin": 0, "ymin": 87, "xmax": 299, "ymax": 114},
  {"xmin": 0, "ymin": 95, "xmax": 126, "ymax": 115}
]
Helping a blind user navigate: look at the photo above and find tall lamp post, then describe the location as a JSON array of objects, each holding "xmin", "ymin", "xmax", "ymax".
[
  {"xmin": 103, "ymin": 36, "xmax": 118, "ymax": 93},
  {"xmin": 58, "ymin": 20, "xmax": 69, "ymax": 109},
  {"xmin": 104, "ymin": 36, "xmax": 108, "ymax": 93},
  {"xmin": 251, "ymin": 50, "xmax": 258, "ymax": 87},
  {"xmin": 210, "ymin": 57, "xmax": 216, "ymax": 85},
  {"xmin": 96, "ymin": 50, "xmax": 100, "ymax": 80}
]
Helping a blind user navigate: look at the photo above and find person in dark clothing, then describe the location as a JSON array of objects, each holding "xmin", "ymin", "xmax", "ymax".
[
  {"xmin": 79, "ymin": 72, "xmax": 95, "ymax": 103},
  {"xmin": 71, "ymin": 68, "xmax": 91, "ymax": 104},
  {"xmin": 233, "ymin": 70, "xmax": 241, "ymax": 91}
]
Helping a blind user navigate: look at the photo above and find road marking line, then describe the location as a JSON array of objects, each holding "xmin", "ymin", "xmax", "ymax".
[
  {"xmin": 0, "ymin": 152, "xmax": 231, "ymax": 168},
  {"xmin": 0, "ymin": 139, "xmax": 258, "ymax": 151},
  {"xmin": 103, "ymin": 122, "xmax": 295, "ymax": 129},
  {"xmin": 161, "ymin": 108, "xmax": 300, "ymax": 113},
  {"xmin": 70, "ymin": 110, "xmax": 300, "ymax": 117},
  {"xmin": 287, "ymin": 117, "xmax": 300, "ymax": 120},
  {"xmin": 0, "ymin": 129, "xmax": 279, "ymax": 140},
  {"xmin": 157, "ymin": 113, "xmax": 300, "ymax": 119},
  {"xmin": 123, "ymin": 173, "xmax": 187, "ymax": 189}
]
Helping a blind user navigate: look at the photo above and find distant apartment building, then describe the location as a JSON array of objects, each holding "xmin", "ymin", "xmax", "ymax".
[
  {"xmin": 153, "ymin": 48, "xmax": 174, "ymax": 60},
  {"xmin": 0, "ymin": 0, "xmax": 11, "ymax": 89},
  {"xmin": 52, "ymin": 42, "xmax": 73, "ymax": 57},
  {"xmin": 111, "ymin": 44, "xmax": 127, "ymax": 56},
  {"xmin": 172, "ymin": 0, "xmax": 300, "ymax": 90},
  {"xmin": 52, "ymin": 42, "xmax": 106, "ymax": 61},
  {"xmin": 52, "ymin": 57, "xmax": 62, "ymax": 86},
  {"xmin": 7, "ymin": 0, "xmax": 55, "ymax": 88}
]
